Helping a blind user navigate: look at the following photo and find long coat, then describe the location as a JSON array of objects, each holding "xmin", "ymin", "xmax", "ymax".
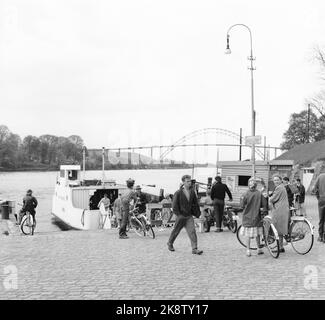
[
  {"xmin": 269, "ymin": 184, "xmax": 290, "ymax": 235},
  {"xmin": 241, "ymin": 189, "xmax": 263, "ymax": 228}
]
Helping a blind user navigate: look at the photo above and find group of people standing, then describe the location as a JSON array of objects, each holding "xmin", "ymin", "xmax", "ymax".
[
  {"xmin": 240, "ymin": 175, "xmax": 290, "ymax": 257},
  {"xmin": 240, "ymin": 173, "xmax": 325, "ymax": 257},
  {"xmin": 96, "ymin": 183, "xmax": 148, "ymax": 233},
  {"xmin": 115, "ymin": 170, "xmax": 325, "ymax": 257}
]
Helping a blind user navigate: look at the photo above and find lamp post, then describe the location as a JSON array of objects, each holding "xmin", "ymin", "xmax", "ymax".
[{"xmin": 225, "ymin": 24, "xmax": 256, "ymax": 178}]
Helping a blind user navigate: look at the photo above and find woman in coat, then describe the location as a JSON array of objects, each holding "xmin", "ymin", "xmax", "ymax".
[
  {"xmin": 269, "ymin": 175, "xmax": 290, "ymax": 252},
  {"xmin": 240, "ymin": 178, "xmax": 265, "ymax": 256}
]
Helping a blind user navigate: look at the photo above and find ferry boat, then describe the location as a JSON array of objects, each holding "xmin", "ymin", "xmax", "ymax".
[
  {"xmin": 51, "ymin": 164, "xmax": 163, "ymax": 230},
  {"xmin": 51, "ymin": 165, "xmax": 129, "ymax": 230}
]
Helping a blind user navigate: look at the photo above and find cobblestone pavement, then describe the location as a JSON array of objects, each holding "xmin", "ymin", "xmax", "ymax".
[{"xmin": 0, "ymin": 196, "xmax": 324, "ymax": 300}]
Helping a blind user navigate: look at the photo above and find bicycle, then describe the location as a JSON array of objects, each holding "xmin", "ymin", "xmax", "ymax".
[
  {"xmin": 284, "ymin": 207, "xmax": 314, "ymax": 255},
  {"xmin": 150, "ymin": 204, "xmax": 175, "ymax": 231},
  {"xmin": 20, "ymin": 211, "xmax": 36, "ymax": 235},
  {"xmin": 127, "ymin": 207, "xmax": 155, "ymax": 239},
  {"xmin": 17, "ymin": 203, "xmax": 36, "ymax": 235},
  {"xmin": 237, "ymin": 215, "xmax": 280, "ymax": 258},
  {"xmin": 223, "ymin": 205, "xmax": 239, "ymax": 233},
  {"xmin": 237, "ymin": 207, "xmax": 314, "ymax": 257},
  {"xmin": 202, "ymin": 205, "xmax": 239, "ymax": 233}
]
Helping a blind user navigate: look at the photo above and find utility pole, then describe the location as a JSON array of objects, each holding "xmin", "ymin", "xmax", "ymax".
[
  {"xmin": 307, "ymin": 103, "xmax": 310, "ymax": 143},
  {"xmin": 239, "ymin": 128, "xmax": 242, "ymax": 161}
]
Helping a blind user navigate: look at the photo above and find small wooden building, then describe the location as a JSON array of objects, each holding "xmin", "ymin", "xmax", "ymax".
[{"xmin": 219, "ymin": 160, "xmax": 294, "ymax": 205}]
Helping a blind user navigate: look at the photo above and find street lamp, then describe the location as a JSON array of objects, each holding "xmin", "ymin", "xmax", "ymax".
[{"xmin": 225, "ymin": 24, "xmax": 256, "ymax": 178}]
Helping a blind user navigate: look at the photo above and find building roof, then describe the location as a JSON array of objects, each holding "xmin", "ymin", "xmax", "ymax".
[
  {"xmin": 218, "ymin": 160, "xmax": 294, "ymax": 167},
  {"xmin": 275, "ymin": 140, "xmax": 325, "ymax": 165}
]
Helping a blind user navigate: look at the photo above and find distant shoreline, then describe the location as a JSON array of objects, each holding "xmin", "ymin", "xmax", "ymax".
[{"xmin": 0, "ymin": 164, "xmax": 214, "ymax": 173}]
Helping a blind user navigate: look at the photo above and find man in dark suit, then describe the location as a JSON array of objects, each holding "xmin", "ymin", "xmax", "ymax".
[
  {"xmin": 167, "ymin": 175, "xmax": 203, "ymax": 255},
  {"xmin": 295, "ymin": 178, "xmax": 305, "ymax": 211},
  {"xmin": 210, "ymin": 176, "xmax": 233, "ymax": 232},
  {"xmin": 312, "ymin": 172, "xmax": 325, "ymax": 242},
  {"xmin": 283, "ymin": 177, "xmax": 294, "ymax": 207}
]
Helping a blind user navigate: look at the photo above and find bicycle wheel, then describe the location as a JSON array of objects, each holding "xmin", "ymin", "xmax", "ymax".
[
  {"xmin": 236, "ymin": 225, "xmax": 258, "ymax": 250},
  {"xmin": 226, "ymin": 210, "xmax": 238, "ymax": 233},
  {"xmin": 20, "ymin": 215, "xmax": 32, "ymax": 235},
  {"xmin": 290, "ymin": 220, "xmax": 314, "ymax": 255},
  {"xmin": 130, "ymin": 217, "xmax": 145, "ymax": 237},
  {"xmin": 145, "ymin": 225, "xmax": 155, "ymax": 239},
  {"xmin": 203, "ymin": 218, "xmax": 210, "ymax": 232},
  {"xmin": 263, "ymin": 222, "xmax": 280, "ymax": 258}
]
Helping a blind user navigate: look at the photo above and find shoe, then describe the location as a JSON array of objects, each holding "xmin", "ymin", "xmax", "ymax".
[
  {"xmin": 246, "ymin": 250, "xmax": 251, "ymax": 257},
  {"xmin": 119, "ymin": 234, "xmax": 129, "ymax": 239},
  {"xmin": 215, "ymin": 229, "xmax": 223, "ymax": 233},
  {"xmin": 279, "ymin": 248, "xmax": 285, "ymax": 253},
  {"xmin": 167, "ymin": 242, "xmax": 175, "ymax": 252},
  {"xmin": 257, "ymin": 249, "xmax": 264, "ymax": 255},
  {"xmin": 317, "ymin": 236, "xmax": 323, "ymax": 242},
  {"xmin": 192, "ymin": 249, "xmax": 203, "ymax": 255}
]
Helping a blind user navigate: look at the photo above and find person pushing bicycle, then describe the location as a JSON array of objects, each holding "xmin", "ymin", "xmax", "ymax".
[{"xmin": 19, "ymin": 189, "xmax": 38, "ymax": 224}]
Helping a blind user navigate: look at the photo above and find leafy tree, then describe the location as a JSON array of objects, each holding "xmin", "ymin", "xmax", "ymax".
[
  {"xmin": 0, "ymin": 125, "xmax": 87, "ymax": 169},
  {"xmin": 23, "ymin": 135, "xmax": 41, "ymax": 161},
  {"xmin": 281, "ymin": 46, "xmax": 325, "ymax": 150},
  {"xmin": 281, "ymin": 109, "xmax": 325, "ymax": 149},
  {"xmin": 39, "ymin": 141, "xmax": 49, "ymax": 164},
  {"xmin": 39, "ymin": 135, "xmax": 58, "ymax": 164},
  {"xmin": 0, "ymin": 126, "xmax": 22, "ymax": 168}
]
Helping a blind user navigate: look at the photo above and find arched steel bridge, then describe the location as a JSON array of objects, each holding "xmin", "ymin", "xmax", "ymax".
[
  {"xmin": 91, "ymin": 128, "xmax": 284, "ymax": 161},
  {"xmin": 158, "ymin": 128, "xmax": 265, "ymax": 160}
]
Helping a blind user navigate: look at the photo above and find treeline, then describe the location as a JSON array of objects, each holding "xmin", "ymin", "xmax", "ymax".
[{"xmin": 0, "ymin": 125, "xmax": 84, "ymax": 170}]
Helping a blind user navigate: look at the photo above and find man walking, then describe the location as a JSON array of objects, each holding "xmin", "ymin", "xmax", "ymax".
[
  {"xmin": 312, "ymin": 172, "xmax": 325, "ymax": 242},
  {"xmin": 167, "ymin": 175, "xmax": 203, "ymax": 255},
  {"xmin": 210, "ymin": 176, "xmax": 233, "ymax": 232}
]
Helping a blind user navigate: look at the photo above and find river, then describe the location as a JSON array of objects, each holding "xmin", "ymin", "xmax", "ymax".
[{"xmin": 0, "ymin": 167, "xmax": 218, "ymax": 233}]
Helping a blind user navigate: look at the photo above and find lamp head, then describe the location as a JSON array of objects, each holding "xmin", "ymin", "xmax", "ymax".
[{"xmin": 225, "ymin": 34, "xmax": 231, "ymax": 54}]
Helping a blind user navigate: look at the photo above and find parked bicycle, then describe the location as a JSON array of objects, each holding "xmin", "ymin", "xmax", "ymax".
[
  {"xmin": 150, "ymin": 204, "xmax": 175, "ymax": 231},
  {"xmin": 284, "ymin": 206, "xmax": 314, "ymax": 255},
  {"xmin": 203, "ymin": 205, "xmax": 239, "ymax": 233},
  {"xmin": 127, "ymin": 207, "xmax": 155, "ymax": 239},
  {"xmin": 237, "ymin": 207, "xmax": 314, "ymax": 258},
  {"xmin": 237, "ymin": 215, "xmax": 280, "ymax": 258}
]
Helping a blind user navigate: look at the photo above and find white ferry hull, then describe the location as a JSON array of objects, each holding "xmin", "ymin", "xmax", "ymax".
[
  {"xmin": 51, "ymin": 165, "xmax": 125, "ymax": 230},
  {"xmin": 52, "ymin": 195, "xmax": 100, "ymax": 230}
]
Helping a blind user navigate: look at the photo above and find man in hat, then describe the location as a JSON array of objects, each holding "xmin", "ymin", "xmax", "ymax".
[
  {"xmin": 135, "ymin": 185, "xmax": 148, "ymax": 215},
  {"xmin": 119, "ymin": 178, "xmax": 138, "ymax": 239}
]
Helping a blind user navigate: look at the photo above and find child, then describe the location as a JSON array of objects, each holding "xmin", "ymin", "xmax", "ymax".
[{"xmin": 240, "ymin": 178, "xmax": 265, "ymax": 257}]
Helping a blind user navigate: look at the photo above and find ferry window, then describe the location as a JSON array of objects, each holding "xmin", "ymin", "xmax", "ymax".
[
  {"xmin": 68, "ymin": 170, "xmax": 78, "ymax": 180},
  {"xmin": 238, "ymin": 175, "xmax": 251, "ymax": 186}
]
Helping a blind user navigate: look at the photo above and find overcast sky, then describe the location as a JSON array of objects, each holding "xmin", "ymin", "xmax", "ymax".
[{"xmin": 1, "ymin": 0, "xmax": 324, "ymax": 162}]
